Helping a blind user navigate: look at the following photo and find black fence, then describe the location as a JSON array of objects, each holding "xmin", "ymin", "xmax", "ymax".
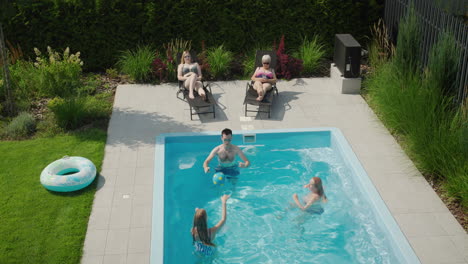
[{"xmin": 384, "ymin": 0, "xmax": 468, "ymax": 104}]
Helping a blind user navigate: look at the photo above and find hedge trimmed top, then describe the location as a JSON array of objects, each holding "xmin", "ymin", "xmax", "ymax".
[{"xmin": 3, "ymin": 0, "xmax": 383, "ymax": 71}]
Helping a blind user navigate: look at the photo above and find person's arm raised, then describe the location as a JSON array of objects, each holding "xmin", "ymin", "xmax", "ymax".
[{"xmin": 209, "ymin": 195, "xmax": 230, "ymax": 238}]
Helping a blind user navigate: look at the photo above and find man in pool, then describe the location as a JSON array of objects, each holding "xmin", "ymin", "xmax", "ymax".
[{"xmin": 203, "ymin": 128, "xmax": 250, "ymax": 178}]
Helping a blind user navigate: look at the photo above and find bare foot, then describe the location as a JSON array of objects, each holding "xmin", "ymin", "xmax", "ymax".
[
  {"xmin": 189, "ymin": 93, "xmax": 195, "ymax": 99},
  {"xmin": 256, "ymin": 95, "xmax": 264, "ymax": 101}
]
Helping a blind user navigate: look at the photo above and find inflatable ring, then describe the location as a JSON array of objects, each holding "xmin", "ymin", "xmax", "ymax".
[{"xmin": 40, "ymin": 156, "xmax": 97, "ymax": 192}]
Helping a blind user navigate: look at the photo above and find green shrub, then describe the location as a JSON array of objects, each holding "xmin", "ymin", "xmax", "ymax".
[
  {"xmin": 33, "ymin": 47, "xmax": 83, "ymax": 97},
  {"xmin": 207, "ymin": 45, "xmax": 232, "ymax": 79},
  {"xmin": 293, "ymin": 36, "xmax": 326, "ymax": 75},
  {"xmin": 7, "ymin": 60, "xmax": 38, "ymax": 111},
  {"xmin": 79, "ymin": 74, "xmax": 102, "ymax": 95},
  {"xmin": 4, "ymin": 112, "xmax": 36, "ymax": 139},
  {"xmin": 394, "ymin": 6, "xmax": 421, "ymax": 75},
  {"xmin": 117, "ymin": 45, "xmax": 156, "ymax": 82},
  {"xmin": 365, "ymin": 60, "xmax": 468, "ymax": 208},
  {"xmin": 48, "ymin": 96, "xmax": 111, "ymax": 130},
  {"xmin": 424, "ymin": 32, "xmax": 460, "ymax": 98},
  {"xmin": 243, "ymin": 54, "xmax": 256, "ymax": 79},
  {"xmin": 4, "ymin": 1, "xmax": 382, "ymax": 71},
  {"xmin": 105, "ymin": 68, "xmax": 119, "ymax": 79},
  {"xmin": 368, "ymin": 19, "xmax": 395, "ymax": 69}
]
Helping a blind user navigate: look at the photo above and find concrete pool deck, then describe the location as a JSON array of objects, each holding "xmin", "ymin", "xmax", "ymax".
[{"xmin": 81, "ymin": 78, "xmax": 467, "ymax": 264}]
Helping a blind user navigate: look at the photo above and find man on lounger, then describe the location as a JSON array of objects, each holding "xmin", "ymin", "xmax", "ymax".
[{"xmin": 203, "ymin": 128, "xmax": 250, "ymax": 178}]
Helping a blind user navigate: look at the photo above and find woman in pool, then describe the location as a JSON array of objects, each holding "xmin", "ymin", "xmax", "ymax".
[
  {"xmin": 191, "ymin": 194, "xmax": 230, "ymax": 256},
  {"xmin": 292, "ymin": 177, "xmax": 327, "ymax": 214},
  {"xmin": 250, "ymin": 54, "xmax": 277, "ymax": 101}
]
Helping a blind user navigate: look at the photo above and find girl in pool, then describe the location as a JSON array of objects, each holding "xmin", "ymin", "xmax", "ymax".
[
  {"xmin": 191, "ymin": 194, "xmax": 230, "ymax": 256},
  {"xmin": 292, "ymin": 176, "xmax": 327, "ymax": 214}
]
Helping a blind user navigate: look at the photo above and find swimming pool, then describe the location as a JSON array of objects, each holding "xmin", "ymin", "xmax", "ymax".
[{"xmin": 151, "ymin": 128, "xmax": 420, "ymax": 264}]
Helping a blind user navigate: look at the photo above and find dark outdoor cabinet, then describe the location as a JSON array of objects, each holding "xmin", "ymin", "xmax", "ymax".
[{"xmin": 333, "ymin": 34, "xmax": 361, "ymax": 78}]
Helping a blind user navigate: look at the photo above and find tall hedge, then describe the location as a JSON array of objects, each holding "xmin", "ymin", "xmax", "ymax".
[{"xmin": 2, "ymin": 0, "xmax": 383, "ymax": 71}]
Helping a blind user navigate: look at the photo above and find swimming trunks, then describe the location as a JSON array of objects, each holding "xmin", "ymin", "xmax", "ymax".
[{"xmin": 215, "ymin": 161, "xmax": 240, "ymax": 177}]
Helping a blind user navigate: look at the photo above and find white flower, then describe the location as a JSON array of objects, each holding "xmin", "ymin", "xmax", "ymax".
[{"xmin": 34, "ymin": 47, "xmax": 41, "ymax": 56}]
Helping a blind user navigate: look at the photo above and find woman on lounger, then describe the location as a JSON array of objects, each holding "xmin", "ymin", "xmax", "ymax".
[
  {"xmin": 250, "ymin": 54, "xmax": 277, "ymax": 101},
  {"xmin": 177, "ymin": 50, "xmax": 205, "ymax": 100}
]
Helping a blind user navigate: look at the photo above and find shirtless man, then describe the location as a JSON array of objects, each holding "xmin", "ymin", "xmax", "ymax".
[{"xmin": 203, "ymin": 128, "xmax": 250, "ymax": 177}]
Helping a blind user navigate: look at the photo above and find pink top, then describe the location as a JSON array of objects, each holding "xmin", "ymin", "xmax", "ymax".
[{"xmin": 255, "ymin": 67, "xmax": 274, "ymax": 79}]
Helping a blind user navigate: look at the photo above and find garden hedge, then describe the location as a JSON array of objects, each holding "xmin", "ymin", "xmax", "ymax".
[{"xmin": 2, "ymin": 0, "xmax": 383, "ymax": 71}]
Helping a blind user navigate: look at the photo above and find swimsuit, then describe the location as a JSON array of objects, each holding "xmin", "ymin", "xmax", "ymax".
[
  {"xmin": 215, "ymin": 160, "xmax": 240, "ymax": 177},
  {"xmin": 255, "ymin": 69, "xmax": 274, "ymax": 79},
  {"xmin": 193, "ymin": 240, "xmax": 216, "ymax": 256},
  {"xmin": 183, "ymin": 64, "xmax": 199, "ymax": 75},
  {"xmin": 304, "ymin": 198, "xmax": 325, "ymax": 214}
]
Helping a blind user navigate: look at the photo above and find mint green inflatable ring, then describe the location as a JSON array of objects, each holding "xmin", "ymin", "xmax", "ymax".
[{"xmin": 40, "ymin": 156, "xmax": 97, "ymax": 192}]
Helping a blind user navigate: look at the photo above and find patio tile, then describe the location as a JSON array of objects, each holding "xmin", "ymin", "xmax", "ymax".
[
  {"xmin": 105, "ymin": 229, "xmax": 129, "ymax": 255},
  {"xmin": 97, "ymin": 168, "xmax": 118, "ymax": 188},
  {"xmin": 127, "ymin": 253, "xmax": 150, "ymax": 264},
  {"xmin": 409, "ymin": 236, "xmax": 465, "ymax": 264},
  {"xmin": 101, "ymin": 152, "xmax": 120, "ymax": 169},
  {"xmin": 131, "ymin": 205, "xmax": 152, "ymax": 228},
  {"xmin": 103, "ymin": 254, "xmax": 127, "ymax": 264},
  {"xmin": 381, "ymin": 189, "xmax": 448, "ymax": 214},
  {"xmin": 83, "ymin": 229, "xmax": 108, "ymax": 256},
  {"xmin": 132, "ymin": 185, "xmax": 153, "ymax": 207},
  {"xmin": 394, "ymin": 213, "xmax": 448, "ymax": 236},
  {"xmin": 115, "ymin": 167, "xmax": 136, "ymax": 187},
  {"xmin": 80, "ymin": 255, "xmax": 103, "ymax": 264},
  {"xmin": 128, "ymin": 228, "xmax": 151, "ymax": 254},
  {"xmin": 93, "ymin": 185, "xmax": 115, "ymax": 208},
  {"xmin": 87, "ymin": 205, "xmax": 111, "ymax": 230},
  {"xmin": 449, "ymin": 235, "xmax": 468, "ymax": 261},
  {"xmin": 135, "ymin": 167, "xmax": 154, "ymax": 186},
  {"xmin": 434, "ymin": 213, "xmax": 467, "ymax": 236},
  {"xmin": 137, "ymin": 148, "xmax": 155, "ymax": 168},
  {"xmin": 109, "ymin": 203, "xmax": 132, "ymax": 229},
  {"xmin": 118, "ymin": 150, "xmax": 138, "ymax": 168}
]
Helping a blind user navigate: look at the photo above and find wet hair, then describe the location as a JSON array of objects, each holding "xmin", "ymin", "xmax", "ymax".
[
  {"xmin": 221, "ymin": 128, "xmax": 232, "ymax": 136},
  {"xmin": 262, "ymin": 54, "xmax": 271, "ymax": 63},
  {"xmin": 192, "ymin": 209, "xmax": 215, "ymax": 246},
  {"xmin": 180, "ymin": 50, "xmax": 191, "ymax": 65},
  {"xmin": 312, "ymin": 177, "xmax": 326, "ymax": 199}
]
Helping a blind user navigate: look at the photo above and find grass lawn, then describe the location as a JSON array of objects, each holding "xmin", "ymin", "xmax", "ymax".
[{"xmin": 0, "ymin": 128, "xmax": 106, "ymax": 264}]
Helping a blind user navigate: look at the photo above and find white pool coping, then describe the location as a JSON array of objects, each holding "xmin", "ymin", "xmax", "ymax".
[{"xmin": 151, "ymin": 128, "xmax": 420, "ymax": 264}]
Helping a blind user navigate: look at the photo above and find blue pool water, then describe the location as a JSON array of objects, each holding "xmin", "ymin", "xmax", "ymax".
[{"xmin": 152, "ymin": 128, "xmax": 420, "ymax": 264}]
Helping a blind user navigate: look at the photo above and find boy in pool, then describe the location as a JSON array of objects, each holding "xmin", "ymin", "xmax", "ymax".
[
  {"xmin": 292, "ymin": 177, "xmax": 327, "ymax": 214},
  {"xmin": 203, "ymin": 128, "xmax": 250, "ymax": 178}
]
